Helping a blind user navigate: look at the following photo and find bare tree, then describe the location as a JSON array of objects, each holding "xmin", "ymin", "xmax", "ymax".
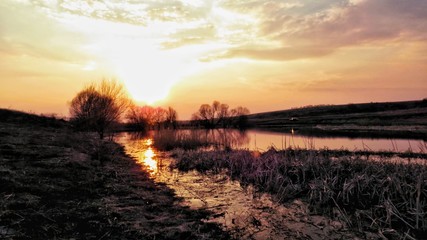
[
  {"xmin": 126, "ymin": 104, "xmax": 150, "ymax": 131},
  {"xmin": 218, "ymin": 103, "xmax": 230, "ymax": 127},
  {"xmin": 152, "ymin": 107, "xmax": 167, "ymax": 130},
  {"xmin": 138, "ymin": 106, "xmax": 155, "ymax": 126},
  {"xmin": 69, "ymin": 79, "xmax": 130, "ymax": 139},
  {"xmin": 126, "ymin": 105, "xmax": 178, "ymax": 130},
  {"xmin": 165, "ymin": 106, "xmax": 178, "ymax": 129},
  {"xmin": 230, "ymin": 106, "xmax": 250, "ymax": 129},
  {"xmin": 191, "ymin": 101, "xmax": 250, "ymax": 129},
  {"xmin": 193, "ymin": 103, "xmax": 214, "ymax": 128}
]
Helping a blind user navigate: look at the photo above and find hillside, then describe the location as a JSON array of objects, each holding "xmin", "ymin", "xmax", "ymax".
[
  {"xmin": 0, "ymin": 109, "xmax": 67, "ymax": 127},
  {"xmin": 247, "ymin": 99, "xmax": 427, "ymax": 138}
]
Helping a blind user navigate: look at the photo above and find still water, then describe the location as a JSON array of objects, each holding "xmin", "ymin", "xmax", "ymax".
[{"xmin": 160, "ymin": 129, "xmax": 426, "ymax": 153}]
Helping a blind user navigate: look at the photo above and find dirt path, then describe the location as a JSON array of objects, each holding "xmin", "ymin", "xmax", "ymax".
[{"xmin": 0, "ymin": 120, "xmax": 228, "ymax": 239}]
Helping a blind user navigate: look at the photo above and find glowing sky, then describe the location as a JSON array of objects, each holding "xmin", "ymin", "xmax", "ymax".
[{"xmin": 1, "ymin": 0, "xmax": 426, "ymax": 119}]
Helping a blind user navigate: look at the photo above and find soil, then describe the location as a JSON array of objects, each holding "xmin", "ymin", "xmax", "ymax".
[{"xmin": 0, "ymin": 120, "xmax": 228, "ymax": 239}]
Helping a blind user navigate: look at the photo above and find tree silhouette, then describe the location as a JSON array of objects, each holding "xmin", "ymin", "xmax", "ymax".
[
  {"xmin": 152, "ymin": 107, "xmax": 167, "ymax": 130},
  {"xmin": 126, "ymin": 105, "xmax": 178, "ymax": 130},
  {"xmin": 165, "ymin": 106, "xmax": 178, "ymax": 129},
  {"xmin": 70, "ymin": 79, "xmax": 129, "ymax": 139},
  {"xmin": 191, "ymin": 101, "xmax": 250, "ymax": 129},
  {"xmin": 230, "ymin": 106, "xmax": 250, "ymax": 129},
  {"xmin": 126, "ymin": 104, "xmax": 150, "ymax": 131}
]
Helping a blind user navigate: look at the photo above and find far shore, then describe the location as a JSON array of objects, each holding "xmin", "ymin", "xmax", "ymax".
[{"xmin": 250, "ymin": 124, "xmax": 427, "ymax": 140}]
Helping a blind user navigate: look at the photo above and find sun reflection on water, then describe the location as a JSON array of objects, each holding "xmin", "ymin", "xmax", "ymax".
[{"xmin": 137, "ymin": 139, "xmax": 159, "ymax": 175}]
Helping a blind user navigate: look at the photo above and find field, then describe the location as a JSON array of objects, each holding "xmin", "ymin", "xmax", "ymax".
[{"xmin": 246, "ymin": 100, "xmax": 427, "ymax": 139}]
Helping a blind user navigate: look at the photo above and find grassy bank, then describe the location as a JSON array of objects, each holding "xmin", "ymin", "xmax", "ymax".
[
  {"xmin": 0, "ymin": 110, "xmax": 228, "ymax": 239},
  {"xmin": 171, "ymin": 148, "xmax": 427, "ymax": 239},
  {"xmin": 246, "ymin": 99, "xmax": 427, "ymax": 139}
]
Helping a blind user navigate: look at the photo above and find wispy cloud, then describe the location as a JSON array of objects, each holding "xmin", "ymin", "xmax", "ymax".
[
  {"xmin": 204, "ymin": 0, "xmax": 427, "ymax": 61},
  {"xmin": 14, "ymin": 0, "xmax": 426, "ymax": 62},
  {"xmin": 0, "ymin": 1, "xmax": 89, "ymax": 63}
]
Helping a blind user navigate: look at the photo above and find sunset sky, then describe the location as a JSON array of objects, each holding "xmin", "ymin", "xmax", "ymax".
[{"xmin": 1, "ymin": 0, "xmax": 426, "ymax": 119}]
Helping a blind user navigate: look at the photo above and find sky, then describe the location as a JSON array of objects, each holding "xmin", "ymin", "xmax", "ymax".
[{"xmin": 1, "ymin": 0, "xmax": 426, "ymax": 119}]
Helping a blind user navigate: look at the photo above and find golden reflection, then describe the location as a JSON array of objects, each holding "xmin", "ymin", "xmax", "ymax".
[
  {"xmin": 138, "ymin": 140, "xmax": 158, "ymax": 175},
  {"xmin": 145, "ymin": 139, "xmax": 153, "ymax": 146}
]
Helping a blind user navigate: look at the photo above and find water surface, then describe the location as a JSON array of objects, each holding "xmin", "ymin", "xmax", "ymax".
[{"xmin": 158, "ymin": 129, "xmax": 426, "ymax": 153}]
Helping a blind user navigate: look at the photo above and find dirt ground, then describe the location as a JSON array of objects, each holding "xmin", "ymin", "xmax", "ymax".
[{"xmin": 0, "ymin": 118, "xmax": 228, "ymax": 239}]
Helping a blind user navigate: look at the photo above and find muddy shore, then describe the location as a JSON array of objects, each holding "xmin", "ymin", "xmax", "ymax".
[{"xmin": 0, "ymin": 116, "xmax": 228, "ymax": 239}]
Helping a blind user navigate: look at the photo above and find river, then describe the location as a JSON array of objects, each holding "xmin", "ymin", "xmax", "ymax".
[{"xmin": 151, "ymin": 128, "xmax": 426, "ymax": 153}]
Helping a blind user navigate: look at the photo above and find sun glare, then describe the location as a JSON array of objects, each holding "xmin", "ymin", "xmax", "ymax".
[
  {"xmin": 64, "ymin": 16, "xmax": 189, "ymax": 104},
  {"xmin": 60, "ymin": 10, "xmax": 244, "ymax": 105},
  {"xmin": 101, "ymin": 36, "xmax": 184, "ymax": 104},
  {"xmin": 109, "ymin": 38, "xmax": 228, "ymax": 104}
]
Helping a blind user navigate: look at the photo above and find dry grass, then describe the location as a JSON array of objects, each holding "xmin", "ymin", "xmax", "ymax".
[
  {"xmin": 0, "ymin": 118, "xmax": 229, "ymax": 239},
  {"xmin": 172, "ymin": 148, "xmax": 427, "ymax": 239}
]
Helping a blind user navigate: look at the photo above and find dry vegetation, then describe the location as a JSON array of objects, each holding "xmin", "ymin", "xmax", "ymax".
[
  {"xmin": 152, "ymin": 130, "xmax": 211, "ymax": 151},
  {"xmin": 0, "ymin": 109, "xmax": 228, "ymax": 239},
  {"xmin": 171, "ymin": 148, "xmax": 427, "ymax": 239}
]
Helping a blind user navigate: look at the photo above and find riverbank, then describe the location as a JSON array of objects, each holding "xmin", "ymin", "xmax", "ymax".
[
  {"xmin": 253, "ymin": 125, "xmax": 427, "ymax": 140},
  {"xmin": 171, "ymin": 148, "xmax": 427, "ymax": 239},
  {"xmin": 246, "ymin": 99, "xmax": 427, "ymax": 140},
  {"xmin": 0, "ymin": 113, "xmax": 228, "ymax": 239}
]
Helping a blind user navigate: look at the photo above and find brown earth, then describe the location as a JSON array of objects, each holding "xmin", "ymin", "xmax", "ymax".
[{"xmin": 0, "ymin": 119, "xmax": 228, "ymax": 239}]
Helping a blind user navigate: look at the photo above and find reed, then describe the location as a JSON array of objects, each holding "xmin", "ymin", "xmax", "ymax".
[
  {"xmin": 152, "ymin": 130, "xmax": 212, "ymax": 151},
  {"xmin": 172, "ymin": 148, "xmax": 427, "ymax": 238}
]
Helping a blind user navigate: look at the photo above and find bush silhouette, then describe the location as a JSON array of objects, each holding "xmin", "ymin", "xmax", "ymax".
[{"xmin": 70, "ymin": 79, "xmax": 129, "ymax": 139}]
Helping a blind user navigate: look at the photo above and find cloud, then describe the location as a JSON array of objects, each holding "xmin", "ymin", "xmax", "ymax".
[
  {"xmin": 161, "ymin": 23, "xmax": 216, "ymax": 49},
  {"xmin": 0, "ymin": 1, "xmax": 89, "ymax": 63},
  {"xmin": 290, "ymin": 0, "xmax": 427, "ymax": 46},
  {"xmin": 4, "ymin": 0, "xmax": 427, "ymax": 64},
  {"xmin": 31, "ymin": 0, "xmax": 147, "ymax": 25},
  {"xmin": 31, "ymin": 0, "xmax": 212, "ymax": 26},
  {"xmin": 202, "ymin": 45, "xmax": 332, "ymax": 61},
  {"xmin": 212, "ymin": 0, "xmax": 427, "ymax": 61}
]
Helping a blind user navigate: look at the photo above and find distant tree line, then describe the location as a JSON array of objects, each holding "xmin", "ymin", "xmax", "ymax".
[
  {"xmin": 191, "ymin": 100, "xmax": 250, "ymax": 129},
  {"xmin": 69, "ymin": 80, "xmax": 250, "ymax": 138},
  {"xmin": 126, "ymin": 104, "xmax": 178, "ymax": 131},
  {"xmin": 69, "ymin": 79, "xmax": 177, "ymax": 139}
]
